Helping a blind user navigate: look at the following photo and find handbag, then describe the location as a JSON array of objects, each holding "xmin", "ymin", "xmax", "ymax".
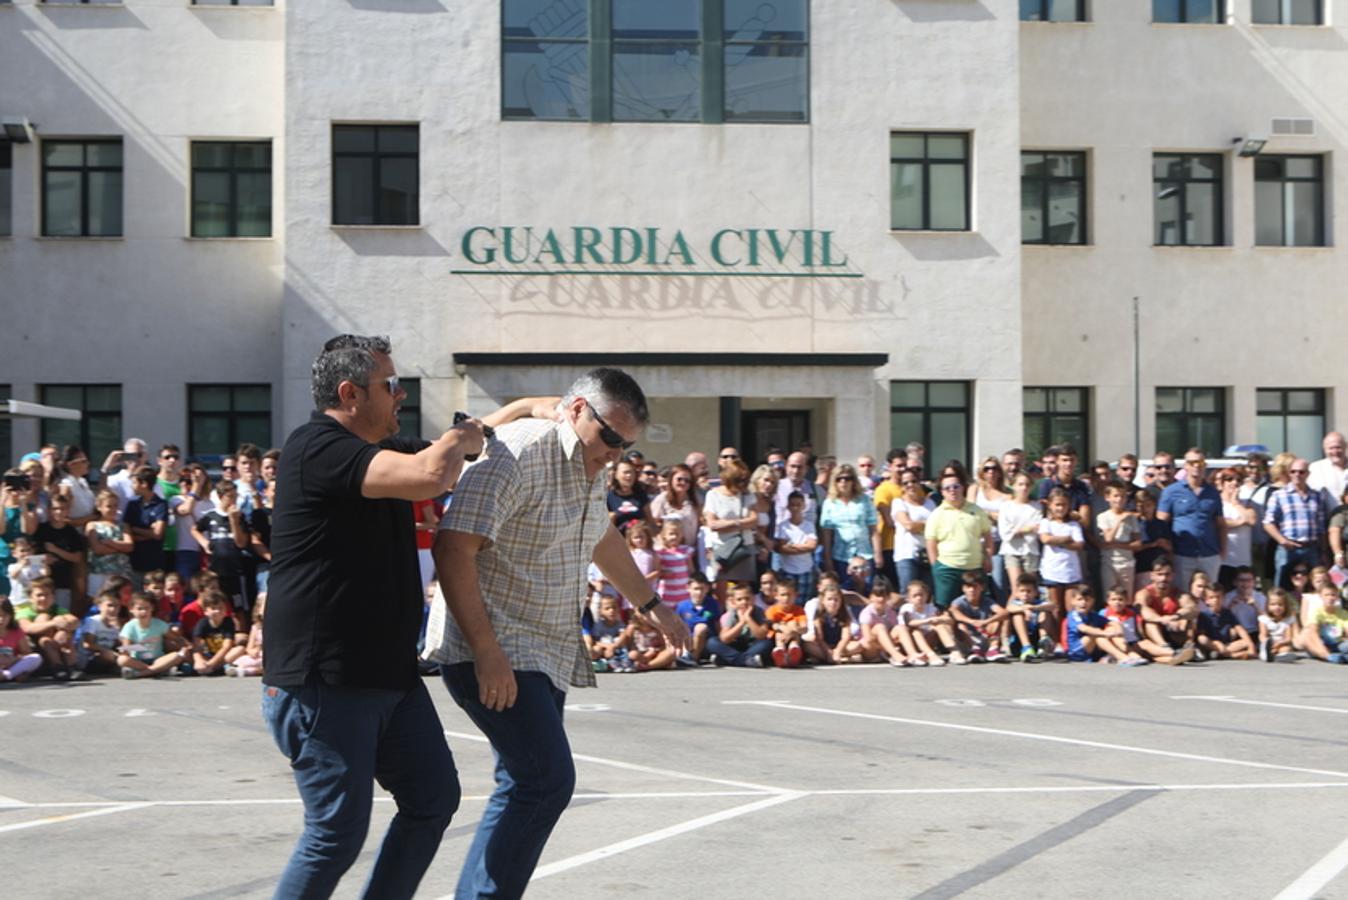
[{"xmin": 713, "ymin": 532, "xmax": 753, "ymax": 570}]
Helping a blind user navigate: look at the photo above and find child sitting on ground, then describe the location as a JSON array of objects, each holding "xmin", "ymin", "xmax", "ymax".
[
  {"xmin": 1304, "ymin": 584, "xmax": 1348, "ymax": 664},
  {"xmin": 191, "ymin": 590, "xmax": 237, "ymax": 676},
  {"xmin": 589, "ymin": 595, "xmax": 633, "ymax": 673},
  {"xmin": 858, "ymin": 576, "xmax": 919, "ymax": 667},
  {"xmin": 765, "ymin": 578, "xmax": 807, "ymax": 668},
  {"xmin": 627, "ymin": 607, "xmax": 676, "ymax": 671},
  {"xmin": 1196, "ymin": 585, "xmax": 1255, "ymax": 660},
  {"xmin": 226, "ymin": 592, "xmax": 265, "ymax": 676},
  {"xmin": 118, "ymin": 592, "xmax": 190, "ymax": 679},
  {"xmin": 674, "ymin": 571, "xmax": 720, "ymax": 665},
  {"xmin": 162, "ymin": 572, "xmax": 185, "ymax": 623},
  {"xmin": 0, "ymin": 599, "xmax": 42, "ymax": 683},
  {"xmin": 803, "ymin": 581, "xmax": 863, "ymax": 664},
  {"xmin": 707, "ymin": 582, "xmax": 773, "ymax": 667},
  {"xmin": 896, "ymin": 580, "xmax": 954, "ymax": 667},
  {"xmin": 77, "ymin": 589, "xmax": 124, "ymax": 678},
  {"xmin": 1065, "ymin": 586, "xmax": 1148, "ymax": 665},
  {"xmin": 1002, "ymin": 572, "xmax": 1050, "ymax": 661},
  {"xmin": 1103, "ymin": 584, "xmax": 1194, "ymax": 665},
  {"xmin": 17, "ymin": 577, "xmax": 80, "ymax": 680},
  {"xmin": 948, "ymin": 571, "xmax": 1011, "ymax": 664},
  {"xmin": 1258, "ymin": 587, "xmax": 1301, "ymax": 663},
  {"xmin": 177, "ymin": 571, "xmax": 228, "ymax": 637}
]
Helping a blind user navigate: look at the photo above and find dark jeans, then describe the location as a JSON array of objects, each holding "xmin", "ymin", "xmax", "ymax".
[
  {"xmin": 441, "ymin": 663, "xmax": 575, "ymax": 900},
  {"xmin": 896, "ymin": 557, "xmax": 931, "ymax": 594},
  {"xmin": 706, "ymin": 636, "xmax": 773, "ymax": 666},
  {"xmin": 261, "ymin": 677, "xmax": 459, "ymax": 900},
  {"xmin": 173, "ymin": 549, "xmax": 201, "ymax": 598},
  {"xmin": 1274, "ymin": 543, "xmax": 1320, "ymax": 590}
]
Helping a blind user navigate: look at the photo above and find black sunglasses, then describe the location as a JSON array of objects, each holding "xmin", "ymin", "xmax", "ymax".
[{"xmin": 587, "ymin": 402, "xmax": 635, "ymax": 450}]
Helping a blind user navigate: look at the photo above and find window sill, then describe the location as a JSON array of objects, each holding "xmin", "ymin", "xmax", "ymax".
[
  {"xmin": 1023, "ymin": 242, "xmax": 1093, "ymax": 248},
  {"xmin": 330, "ymin": 224, "xmax": 423, "ymax": 231},
  {"xmin": 1150, "ymin": 21, "xmax": 1230, "ymax": 26},
  {"xmin": 1019, "ymin": 20, "xmax": 1091, "ymax": 25},
  {"xmin": 1249, "ymin": 22, "xmax": 1326, "ymax": 28},
  {"xmin": 189, "ymin": 4, "xmax": 277, "ymax": 9},
  {"xmin": 889, "ymin": 229, "xmax": 977, "ymax": 236},
  {"xmin": 1251, "ymin": 243, "xmax": 1333, "ymax": 250},
  {"xmin": 35, "ymin": 235, "xmax": 124, "ymax": 241},
  {"xmin": 184, "ymin": 236, "xmax": 275, "ymax": 242}
]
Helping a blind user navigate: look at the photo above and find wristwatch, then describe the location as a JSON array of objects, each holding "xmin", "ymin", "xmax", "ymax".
[{"xmin": 639, "ymin": 594, "xmax": 662, "ymax": 614}]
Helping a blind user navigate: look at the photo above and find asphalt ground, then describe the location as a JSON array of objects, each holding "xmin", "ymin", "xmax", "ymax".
[{"xmin": 4, "ymin": 659, "xmax": 1348, "ymax": 899}]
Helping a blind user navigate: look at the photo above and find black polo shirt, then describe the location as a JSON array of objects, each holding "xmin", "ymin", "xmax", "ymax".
[{"xmin": 263, "ymin": 412, "xmax": 429, "ymax": 690}]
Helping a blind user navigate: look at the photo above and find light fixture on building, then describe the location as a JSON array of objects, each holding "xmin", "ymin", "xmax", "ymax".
[
  {"xmin": 1, "ymin": 116, "xmax": 34, "ymax": 143},
  {"xmin": 1233, "ymin": 135, "xmax": 1268, "ymax": 157}
]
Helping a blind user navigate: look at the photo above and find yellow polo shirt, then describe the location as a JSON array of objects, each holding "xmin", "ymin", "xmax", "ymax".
[
  {"xmin": 873, "ymin": 480, "xmax": 904, "ymax": 551},
  {"xmin": 923, "ymin": 501, "xmax": 992, "ymax": 568}
]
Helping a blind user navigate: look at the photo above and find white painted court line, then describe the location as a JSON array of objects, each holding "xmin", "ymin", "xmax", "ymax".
[
  {"xmin": 1172, "ymin": 695, "xmax": 1348, "ymax": 715},
  {"xmin": 809, "ymin": 781, "xmax": 1348, "ymax": 797},
  {"xmin": 0, "ymin": 795, "xmax": 27, "ymax": 808},
  {"xmin": 527, "ymin": 791, "xmax": 806, "ymax": 884},
  {"xmin": 1273, "ymin": 832, "xmax": 1348, "ymax": 900},
  {"xmin": 739, "ymin": 701, "xmax": 1348, "ymax": 781},
  {"xmin": 445, "ymin": 729, "xmax": 789, "ymax": 794},
  {"xmin": 0, "ymin": 803, "xmax": 150, "ymax": 835}
]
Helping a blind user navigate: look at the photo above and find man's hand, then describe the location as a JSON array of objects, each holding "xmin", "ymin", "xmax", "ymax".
[
  {"xmin": 648, "ymin": 603, "xmax": 690, "ymax": 654},
  {"xmin": 475, "ymin": 644, "xmax": 517, "ymax": 711}
]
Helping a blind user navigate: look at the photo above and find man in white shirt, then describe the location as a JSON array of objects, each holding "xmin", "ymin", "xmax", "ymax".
[
  {"xmin": 102, "ymin": 438, "xmax": 147, "ymax": 515},
  {"xmin": 1308, "ymin": 431, "xmax": 1348, "ymax": 511},
  {"xmin": 775, "ymin": 451, "xmax": 817, "ymax": 523}
]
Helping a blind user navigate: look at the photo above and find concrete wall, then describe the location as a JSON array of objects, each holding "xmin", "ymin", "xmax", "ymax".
[
  {"xmin": 1020, "ymin": 0, "xmax": 1346, "ymax": 458},
  {"xmin": 0, "ymin": 1, "xmax": 285, "ymax": 454}
]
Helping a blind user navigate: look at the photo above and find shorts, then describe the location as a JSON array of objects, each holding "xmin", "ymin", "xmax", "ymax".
[
  {"xmin": 80, "ymin": 656, "xmax": 121, "ymax": 677},
  {"xmin": 1067, "ymin": 648, "xmax": 1097, "ymax": 663},
  {"xmin": 1001, "ymin": 552, "xmax": 1040, "ymax": 574},
  {"xmin": 1040, "ymin": 579, "xmax": 1079, "ymax": 590},
  {"xmin": 1102, "ymin": 560, "xmax": 1136, "ymax": 593}
]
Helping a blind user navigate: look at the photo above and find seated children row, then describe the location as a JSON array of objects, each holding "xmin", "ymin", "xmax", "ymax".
[{"xmin": 0, "ymin": 571, "xmax": 264, "ymax": 682}]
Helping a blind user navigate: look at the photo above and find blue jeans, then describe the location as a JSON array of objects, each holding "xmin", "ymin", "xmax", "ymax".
[
  {"xmin": 1274, "ymin": 543, "xmax": 1320, "ymax": 590},
  {"xmin": 261, "ymin": 677, "xmax": 459, "ymax": 900},
  {"xmin": 174, "ymin": 549, "xmax": 201, "ymax": 598},
  {"xmin": 706, "ymin": 636, "xmax": 773, "ymax": 666},
  {"xmin": 896, "ymin": 557, "xmax": 931, "ymax": 594},
  {"xmin": 441, "ymin": 663, "xmax": 575, "ymax": 900}
]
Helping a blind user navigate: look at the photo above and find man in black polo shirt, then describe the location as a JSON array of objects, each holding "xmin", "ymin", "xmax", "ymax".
[{"xmin": 262, "ymin": 333, "xmax": 548, "ymax": 900}]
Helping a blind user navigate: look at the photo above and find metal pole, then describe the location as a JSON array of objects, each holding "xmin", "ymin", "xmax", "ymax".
[{"xmin": 1133, "ymin": 296, "xmax": 1141, "ymax": 454}]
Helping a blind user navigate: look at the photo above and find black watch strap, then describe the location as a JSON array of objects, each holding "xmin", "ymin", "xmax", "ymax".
[{"xmin": 639, "ymin": 594, "xmax": 662, "ymax": 614}]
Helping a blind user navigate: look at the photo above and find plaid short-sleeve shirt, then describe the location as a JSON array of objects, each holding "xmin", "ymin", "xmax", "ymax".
[{"xmin": 426, "ymin": 417, "xmax": 609, "ymax": 691}]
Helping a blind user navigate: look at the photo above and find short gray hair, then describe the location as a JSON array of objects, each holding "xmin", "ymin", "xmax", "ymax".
[
  {"xmin": 312, "ymin": 334, "xmax": 391, "ymax": 411},
  {"xmin": 561, "ymin": 367, "xmax": 650, "ymax": 425}
]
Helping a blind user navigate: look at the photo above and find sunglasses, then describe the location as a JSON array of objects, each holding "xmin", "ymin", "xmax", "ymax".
[
  {"xmin": 161, "ymin": 454, "xmax": 179, "ymax": 461},
  {"xmin": 587, "ymin": 402, "xmax": 635, "ymax": 450},
  {"xmin": 981, "ymin": 466, "xmax": 999, "ymax": 472},
  {"xmin": 222, "ymin": 464, "xmax": 238, "ymax": 471},
  {"xmin": 719, "ymin": 453, "xmax": 739, "ymax": 460},
  {"xmin": 835, "ymin": 475, "xmax": 855, "ymax": 482},
  {"xmin": 1291, "ymin": 469, "xmax": 1309, "ymax": 475},
  {"xmin": 940, "ymin": 483, "xmax": 962, "ymax": 492},
  {"xmin": 641, "ymin": 469, "xmax": 658, "ymax": 476},
  {"xmin": 901, "ymin": 480, "xmax": 918, "ymax": 487},
  {"xmin": 1118, "ymin": 466, "xmax": 1136, "ymax": 472}
]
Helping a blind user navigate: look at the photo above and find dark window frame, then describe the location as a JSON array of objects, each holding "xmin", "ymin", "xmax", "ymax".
[
  {"xmin": 331, "ymin": 124, "xmax": 420, "ymax": 227},
  {"xmin": 0, "ymin": 383, "xmax": 10, "ymax": 469},
  {"xmin": 38, "ymin": 384, "xmax": 123, "ymax": 475},
  {"xmin": 1153, "ymin": 152, "xmax": 1224, "ymax": 247},
  {"xmin": 500, "ymin": 0, "xmax": 810, "ymax": 125},
  {"xmin": 187, "ymin": 383, "xmax": 272, "ymax": 458},
  {"xmin": 41, "ymin": 138, "xmax": 123, "ymax": 237},
  {"xmin": 191, "ymin": 140, "xmax": 273, "ymax": 238},
  {"xmin": 1251, "ymin": 0, "xmax": 1320, "ymax": 24},
  {"xmin": 0, "ymin": 140, "xmax": 10, "ymax": 238},
  {"xmin": 1254, "ymin": 153, "xmax": 1324, "ymax": 247},
  {"xmin": 1155, "ymin": 387, "xmax": 1226, "ymax": 458},
  {"xmin": 1022, "ymin": 387, "xmax": 1091, "ymax": 462},
  {"xmin": 1153, "ymin": 0, "xmax": 1226, "ymax": 22},
  {"xmin": 191, "ymin": 0, "xmax": 276, "ymax": 5},
  {"xmin": 1021, "ymin": 150, "xmax": 1087, "ymax": 245},
  {"xmin": 889, "ymin": 381, "xmax": 973, "ymax": 469},
  {"xmin": 890, "ymin": 131, "xmax": 972, "ymax": 232},
  {"xmin": 1020, "ymin": 0, "xmax": 1087, "ymax": 21},
  {"xmin": 1256, "ymin": 387, "xmax": 1326, "ymax": 458},
  {"xmin": 396, "ymin": 377, "xmax": 422, "ymax": 442}
]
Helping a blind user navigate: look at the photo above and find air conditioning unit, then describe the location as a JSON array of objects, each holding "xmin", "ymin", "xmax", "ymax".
[{"xmin": 1271, "ymin": 117, "xmax": 1315, "ymax": 137}]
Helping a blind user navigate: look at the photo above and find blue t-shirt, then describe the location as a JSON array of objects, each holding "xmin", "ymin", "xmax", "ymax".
[
  {"xmin": 1158, "ymin": 482, "xmax": 1222, "ymax": 558},
  {"xmin": 675, "ymin": 598, "xmax": 721, "ymax": 633},
  {"xmin": 819, "ymin": 497, "xmax": 879, "ymax": 562},
  {"xmin": 1065, "ymin": 609, "xmax": 1105, "ymax": 660},
  {"xmin": 124, "ymin": 495, "xmax": 169, "ymax": 573},
  {"xmin": 1198, "ymin": 608, "xmax": 1241, "ymax": 642}
]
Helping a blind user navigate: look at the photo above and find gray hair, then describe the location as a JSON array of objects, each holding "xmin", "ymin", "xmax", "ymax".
[
  {"xmin": 312, "ymin": 334, "xmax": 391, "ymax": 411},
  {"xmin": 561, "ymin": 367, "xmax": 650, "ymax": 425}
]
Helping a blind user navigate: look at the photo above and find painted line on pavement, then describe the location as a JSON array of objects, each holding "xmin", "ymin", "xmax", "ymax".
[
  {"xmin": 0, "ymin": 803, "xmax": 150, "ymax": 835},
  {"xmin": 736, "ymin": 701, "xmax": 1348, "ymax": 781},
  {"xmin": 1273, "ymin": 831, "xmax": 1348, "ymax": 900},
  {"xmin": 1171, "ymin": 694, "xmax": 1348, "ymax": 715}
]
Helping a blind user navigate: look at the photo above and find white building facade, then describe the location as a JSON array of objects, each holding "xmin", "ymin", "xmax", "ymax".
[{"xmin": 0, "ymin": 0, "xmax": 1341, "ymax": 470}]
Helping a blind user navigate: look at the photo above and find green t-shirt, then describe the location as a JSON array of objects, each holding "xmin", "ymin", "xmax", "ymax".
[
  {"xmin": 158, "ymin": 478, "xmax": 182, "ymax": 551},
  {"xmin": 16, "ymin": 604, "xmax": 70, "ymax": 622}
]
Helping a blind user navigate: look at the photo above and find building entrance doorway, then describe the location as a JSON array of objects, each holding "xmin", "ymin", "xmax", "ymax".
[{"xmin": 741, "ymin": 410, "xmax": 811, "ymax": 467}]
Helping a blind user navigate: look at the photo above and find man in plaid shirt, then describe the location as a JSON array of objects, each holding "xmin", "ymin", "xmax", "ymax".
[{"xmin": 1263, "ymin": 458, "xmax": 1326, "ymax": 589}]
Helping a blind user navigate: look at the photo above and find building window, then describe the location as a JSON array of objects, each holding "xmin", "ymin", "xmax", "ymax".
[
  {"xmin": 1020, "ymin": 0, "xmax": 1086, "ymax": 21},
  {"xmin": 890, "ymin": 381, "xmax": 971, "ymax": 474},
  {"xmin": 191, "ymin": 141, "xmax": 272, "ymax": 238},
  {"xmin": 1023, "ymin": 388, "xmax": 1090, "ymax": 463},
  {"xmin": 0, "ymin": 384, "xmax": 10, "ymax": 469},
  {"xmin": 332, "ymin": 124, "xmax": 419, "ymax": 226},
  {"xmin": 1154, "ymin": 153, "xmax": 1223, "ymax": 247},
  {"xmin": 396, "ymin": 378, "xmax": 422, "ymax": 441},
  {"xmin": 42, "ymin": 139, "xmax": 122, "ymax": 237},
  {"xmin": 1255, "ymin": 155, "xmax": 1323, "ymax": 247},
  {"xmin": 1153, "ymin": 0, "xmax": 1225, "ymax": 22},
  {"xmin": 1252, "ymin": 0, "xmax": 1320, "ymax": 24},
  {"xmin": 1257, "ymin": 389, "xmax": 1324, "ymax": 460},
  {"xmin": 1155, "ymin": 388, "xmax": 1225, "ymax": 458},
  {"xmin": 890, "ymin": 132, "xmax": 970, "ymax": 232},
  {"xmin": 39, "ymin": 385, "xmax": 122, "ymax": 477},
  {"xmin": 188, "ymin": 385, "xmax": 272, "ymax": 457},
  {"xmin": 0, "ymin": 141, "xmax": 10, "ymax": 237},
  {"xmin": 41, "ymin": 0, "xmax": 122, "ymax": 5},
  {"xmin": 1021, "ymin": 151, "xmax": 1086, "ymax": 245},
  {"xmin": 500, "ymin": 0, "xmax": 808, "ymax": 124},
  {"xmin": 192, "ymin": 0, "xmax": 275, "ymax": 5}
]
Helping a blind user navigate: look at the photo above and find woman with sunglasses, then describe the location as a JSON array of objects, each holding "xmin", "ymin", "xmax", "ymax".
[
  {"xmin": 820, "ymin": 465, "xmax": 881, "ymax": 588},
  {"xmin": 650, "ymin": 463, "xmax": 701, "ymax": 551},
  {"xmin": 968, "ymin": 456, "xmax": 1010, "ymax": 600},
  {"xmin": 891, "ymin": 469, "xmax": 935, "ymax": 592},
  {"xmin": 704, "ymin": 458, "xmax": 759, "ymax": 602},
  {"xmin": 1217, "ymin": 469, "xmax": 1257, "ymax": 589},
  {"xmin": 171, "ymin": 464, "xmax": 215, "ymax": 597}
]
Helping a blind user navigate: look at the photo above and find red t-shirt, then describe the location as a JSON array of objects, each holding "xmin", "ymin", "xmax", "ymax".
[
  {"xmin": 179, "ymin": 597, "xmax": 235, "ymax": 635},
  {"xmin": 413, "ymin": 498, "xmax": 442, "ymax": 551},
  {"xmin": 1141, "ymin": 583, "xmax": 1179, "ymax": 617}
]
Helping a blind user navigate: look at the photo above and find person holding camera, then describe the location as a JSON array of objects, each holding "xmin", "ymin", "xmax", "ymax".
[
  {"xmin": 1, "ymin": 468, "xmax": 40, "ymax": 599},
  {"xmin": 102, "ymin": 438, "xmax": 148, "ymax": 516}
]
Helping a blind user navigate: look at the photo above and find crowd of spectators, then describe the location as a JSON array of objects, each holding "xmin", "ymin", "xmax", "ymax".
[{"xmin": 5, "ymin": 428, "xmax": 1348, "ymax": 683}]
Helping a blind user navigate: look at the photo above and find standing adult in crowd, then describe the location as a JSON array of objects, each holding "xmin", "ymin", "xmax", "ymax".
[
  {"xmin": 171, "ymin": 464, "xmax": 213, "ymax": 595},
  {"xmin": 749, "ymin": 464, "xmax": 779, "ymax": 577},
  {"xmin": 1145, "ymin": 451, "xmax": 1176, "ymax": 501},
  {"xmin": 856, "ymin": 454, "xmax": 879, "ymax": 494},
  {"xmin": 819, "ymin": 464, "xmax": 881, "ymax": 579},
  {"xmin": 925, "ymin": 470, "xmax": 993, "ymax": 609},
  {"xmin": 649, "ymin": 463, "xmax": 700, "ymax": 550},
  {"xmin": 969, "ymin": 456, "xmax": 1010, "ymax": 597},
  {"xmin": 261, "ymin": 333, "xmax": 545, "ymax": 899},
  {"xmin": 1217, "ymin": 468, "xmax": 1256, "ymax": 587},
  {"xmin": 1240, "ymin": 452, "xmax": 1275, "ymax": 580},
  {"xmin": 606, "ymin": 458, "xmax": 652, "ymax": 532},
  {"xmin": 123, "ymin": 466, "xmax": 168, "ymax": 590},
  {"xmin": 1263, "ymin": 457, "xmax": 1326, "ymax": 589},
  {"xmin": 685, "ymin": 451, "xmax": 711, "ymax": 500},
  {"xmin": 873, "ymin": 449, "xmax": 907, "ymax": 585},
  {"xmin": 705, "ymin": 458, "xmax": 759, "ymax": 598},
  {"xmin": 102, "ymin": 438, "xmax": 147, "ymax": 515},
  {"xmin": 1115, "ymin": 454, "xmax": 1141, "ymax": 501},
  {"xmin": 1001, "ymin": 448, "xmax": 1025, "ymax": 484},
  {"xmin": 56, "ymin": 446, "xmax": 97, "ymax": 527},
  {"xmin": 154, "ymin": 444, "xmax": 184, "ymax": 569},
  {"xmin": 428, "ymin": 368, "xmax": 688, "ymax": 899},
  {"xmin": 1309, "ymin": 432, "xmax": 1348, "ymax": 512},
  {"xmin": 891, "ymin": 468, "xmax": 935, "ymax": 592},
  {"xmin": 1036, "ymin": 445, "xmax": 1091, "ymax": 528},
  {"xmin": 1, "ymin": 470, "xmax": 40, "ymax": 598},
  {"xmin": 775, "ymin": 451, "xmax": 816, "ymax": 524},
  {"xmin": 1157, "ymin": 448, "xmax": 1225, "ymax": 589}
]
